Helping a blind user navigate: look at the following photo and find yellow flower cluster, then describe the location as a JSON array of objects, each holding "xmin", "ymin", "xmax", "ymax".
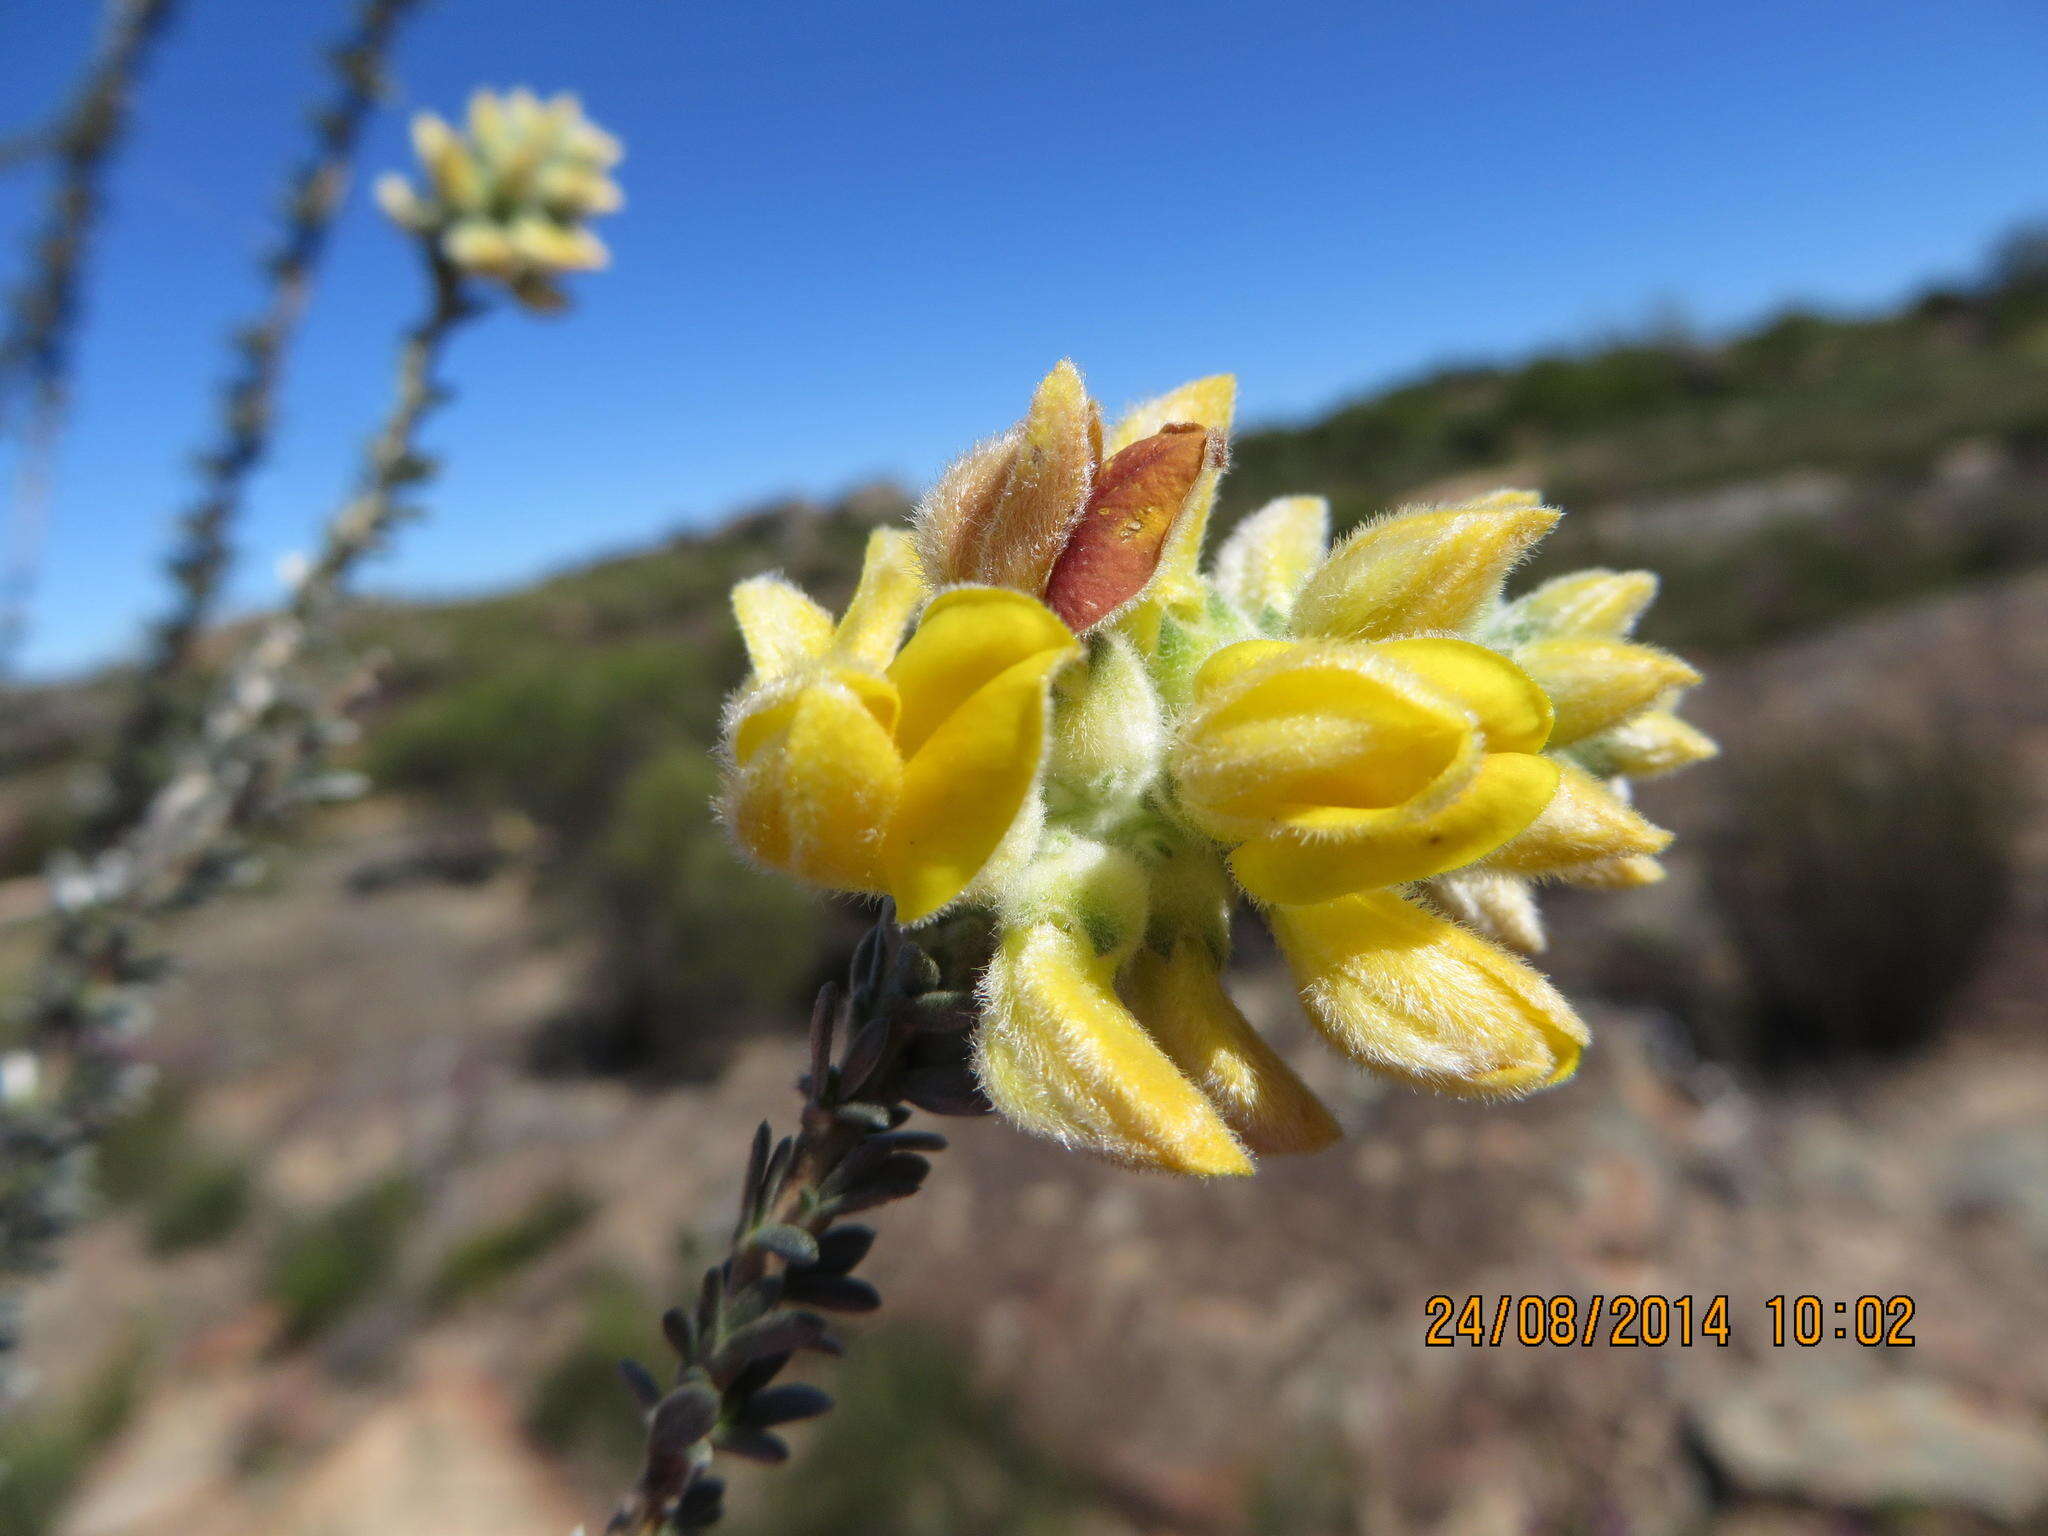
[
  {"xmin": 720, "ymin": 363, "xmax": 1715, "ymax": 1175},
  {"xmin": 375, "ymin": 89, "xmax": 622, "ymax": 310}
]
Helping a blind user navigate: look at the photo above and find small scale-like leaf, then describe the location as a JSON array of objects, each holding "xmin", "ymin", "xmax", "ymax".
[
  {"xmin": 675, "ymin": 1475, "xmax": 725, "ymax": 1528},
  {"xmin": 713, "ymin": 1426, "xmax": 790, "ymax": 1465},
  {"xmin": 646, "ymin": 1381, "xmax": 721, "ymax": 1456},
  {"xmin": 783, "ymin": 1273, "xmax": 882, "ymax": 1313},
  {"xmin": 833, "ymin": 1101, "xmax": 893, "ymax": 1132},
  {"xmin": 618, "ymin": 1358, "xmax": 662, "ymax": 1409},
  {"xmin": 838, "ymin": 1015, "xmax": 892, "ymax": 1092},
  {"xmin": 742, "ymin": 1383, "xmax": 834, "ymax": 1427},
  {"xmin": 901, "ymin": 1067, "xmax": 993, "ymax": 1117},
  {"xmin": 864, "ymin": 1128, "xmax": 948, "ymax": 1154},
  {"xmin": 747, "ymin": 1223, "xmax": 819, "ymax": 1267},
  {"xmin": 661, "ymin": 1306, "xmax": 697, "ymax": 1364},
  {"xmin": 829, "ymin": 1176, "xmax": 927, "ymax": 1216},
  {"xmin": 726, "ymin": 1352, "xmax": 792, "ymax": 1401},
  {"xmin": 812, "ymin": 1223, "xmax": 877, "ymax": 1276},
  {"xmin": 710, "ymin": 1310, "xmax": 829, "ymax": 1382}
]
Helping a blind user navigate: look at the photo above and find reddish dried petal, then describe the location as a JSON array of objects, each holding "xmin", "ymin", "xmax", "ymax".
[{"xmin": 1042, "ymin": 424, "xmax": 1213, "ymax": 632}]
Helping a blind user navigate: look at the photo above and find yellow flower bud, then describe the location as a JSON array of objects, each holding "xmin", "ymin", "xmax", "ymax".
[
  {"xmin": 1268, "ymin": 890, "xmax": 1586, "ymax": 1098},
  {"xmin": 1512, "ymin": 636, "xmax": 1701, "ymax": 746},
  {"xmin": 1427, "ymin": 869, "xmax": 1546, "ymax": 954},
  {"xmin": 1121, "ymin": 936, "xmax": 1339, "ymax": 1156},
  {"xmin": 1292, "ymin": 499, "xmax": 1559, "ymax": 643},
  {"xmin": 1501, "ymin": 568, "xmax": 1659, "ymax": 638},
  {"xmin": 1480, "ymin": 761, "xmax": 1671, "ymax": 877},
  {"xmin": 1571, "ymin": 708, "xmax": 1718, "ymax": 780},
  {"xmin": 977, "ymin": 923, "xmax": 1253, "ymax": 1175},
  {"xmin": 441, "ymin": 220, "xmax": 519, "ymax": 276},
  {"xmin": 1211, "ymin": 496, "xmax": 1329, "ymax": 630},
  {"xmin": 1044, "ymin": 633, "xmax": 1165, "ymax": 814}
]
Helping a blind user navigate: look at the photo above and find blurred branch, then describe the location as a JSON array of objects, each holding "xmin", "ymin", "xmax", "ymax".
[
  {"xmin": 0, "ymin": 250, "xmax": 482, "ymax": 1400},
  {"xmin": 0, "ymin": 0, "xmax": 181, "ymax": 667},
  {"xmin": 605, "ymin": 909, "xmax": 988, "ymax": 1534},
  {"xmin": 88, "ymin": 0, "xmax": 431, "ymax": 846}
]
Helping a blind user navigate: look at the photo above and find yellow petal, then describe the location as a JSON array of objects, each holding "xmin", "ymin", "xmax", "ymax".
[
  {"xmin": 885, "ymin": 645, "xmax": 1075, "ymax": 922},
  {"xmin": 1190, "ymin": 638, "xmax": 1296, "ymax": 701},
  {"xmin": 1571, "ymin": 708, "xmax": 1718, "ymax": 780},
  {"xmin": 1369, "ymin": 637, "xmax": 1553, "ymax": 753},
  {"xmin": 887, "ymin": 587, "xmax": 1076, "ymax": 757},
  {"xmin": 830, "ymin": 528, "xmax": 925, "ymax": 671},
  {"xmin": 1504, "ymin": 568, "xmax": 1658, "ymax": 638},
  {"xmin": 1105, "ymin": 373, "xmax": 1237, "ymax": 454},
  {"xmin": 1212, "ymin": 496, "xmax": 1330, "ymax": 628},
  {"xmin": 1428, "ymin": 870, "xmax": 1547, "ymax": 954},
  {"xmin": 1228, "ymin": 751, "xmax": 1560, "ymax": 902},
  {"xmin": 1292, "ymin": 500, "xmax": 1558, "ymax": 643},
  {"xmin": 976, "ymin": 360, "xmax": 1096, "ymax": 592},
  {"xmin": 1513, "ymin": 637, "xmax": 1701, "ymax": 746},
  {"xmin": 723, "ymin": 681, "xmax": 902, "ymax": 890},
  {"xmin": 1481, "ymin": 761, "xmax": 1671, "ymax": 876},
  {"xmin": 1171, "ymin": 645, "xmax": 1474, "ymax": 842},
  {"xmin": 977, "ymin": 924, "xmax": 1252, "ymax": 1175},
  {"xmin": 1121, "ymin": 939, "xmax": 1339, "ymax": 1156},
  {"xmin": 731, "ymin": 576, "xmax": 835, "ymax": 679},
  {"xmin": 1267, "ymin": 890, "xmax": 1587, "ymax": 1098}
]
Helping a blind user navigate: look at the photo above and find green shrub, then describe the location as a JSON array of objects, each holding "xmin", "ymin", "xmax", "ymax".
[
  {"xmin": 736, "ymin": 1326, "xmax": 1083, "ymax": 1536},
  {"xmin": 0, "ymin": 1331, "xmax": 150, "ymax": 1536},
  {"xmin": 1707, "ymin": 723, "xmax": 2018, "ymax": 1066},
  {"xmin": 425, "ymin": 1186, "xmax": 594, "ymax": 1312},
  {"xmin": 264, "ymin": 1174, "xmax": 421, "ymax": 1349},
  {"xmin": 144, "ymin": 1155, "xmax": 252, "ymax": 1256},
  {"xmin": 526, "ymin": 1268, "xmax": 664, "ymax": 1475}
]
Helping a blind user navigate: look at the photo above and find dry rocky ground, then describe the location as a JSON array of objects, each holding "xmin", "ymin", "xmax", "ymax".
[{"xmin": 8, "ymin": 572, "xmax": 2048, "ymax": 1535}]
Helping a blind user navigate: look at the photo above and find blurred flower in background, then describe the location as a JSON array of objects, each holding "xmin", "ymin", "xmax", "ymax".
[{"xmin": 375, "ymin": 88, "xmax": 623, "ymax": 310}]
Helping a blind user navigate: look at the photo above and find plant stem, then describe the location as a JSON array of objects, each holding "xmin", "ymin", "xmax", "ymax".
[
  {"xmin": 90, "ymin": 0, "xmax": 430, "ymax": 844},
  {"xmin": 605, "ymin": 910, "xmax": 988, "ymax": 1534},
  {"xmin": 0, "ymin": 251, "xmax": 479, "ymax": 1398}
]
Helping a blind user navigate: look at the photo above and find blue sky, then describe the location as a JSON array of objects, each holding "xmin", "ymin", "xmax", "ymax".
[{"xmin": 3, "ymin": 0, "xmax": 2045, "ymax": 676}]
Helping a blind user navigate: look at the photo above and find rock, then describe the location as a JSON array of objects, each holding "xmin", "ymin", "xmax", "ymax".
[{"xmin": 1691, "ymin": 1375, "xmax": 2048, "ymax": 1522}]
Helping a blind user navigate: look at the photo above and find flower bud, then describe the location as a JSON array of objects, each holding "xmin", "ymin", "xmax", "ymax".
[
  {"xmin": 1211, "ymin": 496, "xmax": 1329, "ymax": 630},
  {"xmin": 1511, "ymin": 637, "xmax": 1701, "ymax": 745},
  {"xmin": 1570, "ymin": 708, "xmax": 1718, "ymax": 780},
  {"xmin": 1268, "ymin": 890, "xmax": 1587, "ymax": 1098},
  {"xmin": 1292, "ymin": 499, "xmax": 1558, "ymax": 643},
  {"xmin": 1498, "ymin": 567, "xmax": 1659, "ymax": 639},
  {"xmin": 977, "ymin": 922, "xmax": 1253, "ymax": 1175},
  {"xmin": 1479, "ymin": 761, "xmax": 1671, "ymax": 877}
]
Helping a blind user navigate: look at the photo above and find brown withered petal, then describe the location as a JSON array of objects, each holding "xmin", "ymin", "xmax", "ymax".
[
  {"xmin": 974, "ymin": 359, "xmax": 1097, "ymax": 592},
  {"xmin": 913, "ymin": 430, "xmax": 1019, "ymax": 586},
  {"xmin": 1042, "ymin": 424, "xmax": 1214, "ymax": 632}
]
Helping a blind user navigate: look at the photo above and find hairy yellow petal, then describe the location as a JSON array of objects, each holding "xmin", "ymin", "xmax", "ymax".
[
  {"xmin": 1428, "ymin": 870, "xmax": 1547, "ymax": 954},
  {"xmin": 977, "ymin": 924, "xmax": 1253, "ymax": 1175},
  {"xmin": 1268, "ymin": 891, "xmax": 1587, "ymax": 1098},
  {"xmin": 1369, "ymin": 637, "xmax": 1553, "ymax": 753},
  {"xmin": 887, "ymin": 587, "xmax": 1076, "ymax": 758},
  {"xmin": 1173, "ymin": 650, "xmax": 1475, "ymax": 841},
  {"xmin": 731, "ymin": 576, "xmax": 834, "ymax": 679},
  {"xmin": 1229, "ymin": 751, "xmax": 1559, "ymax": 903},
  {"xmin": 1505, "ymin": 568, "xmax": 1659, "ymax": 638},
  {"xmin": 1212, "ymin": 496, "xmax": 1330, "ymax": 628},
  {"xmin": 1481, "ymin": 762, "xmax": 1671, "ymax": 876},
  {"xmin": 976, "ymin": 359, "xmax": 1095, "ymax": 592},
  {"xmin": 1513, "ymin": 637, "xmax": 1701, "ymax": 746},
  {"xmin": 724, "ymin": 682, "xmax": 901, "ymax": 890},
  {"xmin": 1571, "ymin": 708, "xmax": 1719, "ymax": 779},
  {"xmin": 1105, "ymin": 373, "xmax": 1237, "ymax": 454},
  {"xmin": 1122, "ymin": 940, "xmax": 1339, "ymax": 1156},
  {"xmin": 1292, "ymin": 500, "xmax": 1558, "ymax": 643},
  {"xmin": 832, "ymin": 528, "xmax": 925, "ymax": 671},
  {"xmin": 1189, "ymin": 638, "xmax": 1296, "ymax": 701},
  {"xmin": 886, "ymin": 647, "xmax": 1074, "ymax": 922}
]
